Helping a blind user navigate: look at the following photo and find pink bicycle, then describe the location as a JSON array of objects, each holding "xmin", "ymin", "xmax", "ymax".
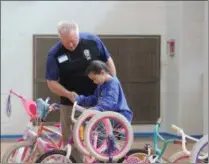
[
  {"xmin": 35, "ymin": 102, "xmax": 134, "ymax": 163},
  {"xmin": 2, "ymin": 90, "xmax": 63, "ymax": 163}
]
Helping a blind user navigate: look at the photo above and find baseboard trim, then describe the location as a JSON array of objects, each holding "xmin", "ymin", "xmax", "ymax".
[
  {"xmin": 134, "ymin": 132, "xmax": 203, "ymax": 139},
  {"xmin": 0, "ymin": 132, "xmax": 203, "ymax": 140}
]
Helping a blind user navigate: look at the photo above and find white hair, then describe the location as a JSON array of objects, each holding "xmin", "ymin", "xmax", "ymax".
[{"xmin": 57, "ymin": 20, "xmax": 79, "ymax": 38}]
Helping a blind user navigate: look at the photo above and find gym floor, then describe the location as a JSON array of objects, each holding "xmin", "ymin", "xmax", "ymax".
[{"xmin": 1, "ymin": 138, "xmax": 195, "ymax": 162}]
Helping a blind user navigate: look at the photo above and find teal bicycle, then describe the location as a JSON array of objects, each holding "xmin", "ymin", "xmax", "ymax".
[{"xmin": 119, "ymin": 117, "xmax": 201, "ymax": 163}]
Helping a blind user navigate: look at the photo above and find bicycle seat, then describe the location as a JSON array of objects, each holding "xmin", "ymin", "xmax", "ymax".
[{"xmin": 22, "ymin": 99, "xmax": 37, "ymax": 119}]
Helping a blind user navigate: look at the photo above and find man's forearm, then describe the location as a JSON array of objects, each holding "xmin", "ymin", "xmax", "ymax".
[
  {"xmin": 106, "ymin": 57, "xmax": 116, "ymax": 76},
  {"xmin": 47, "ymin": 80, "xmax": 71, "ymax": 98}
]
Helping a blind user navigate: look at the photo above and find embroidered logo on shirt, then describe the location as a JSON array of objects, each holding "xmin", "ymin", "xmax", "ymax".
[{"xmin": 83, "ymin": 49, "xmax": 91, "ymax": 60}]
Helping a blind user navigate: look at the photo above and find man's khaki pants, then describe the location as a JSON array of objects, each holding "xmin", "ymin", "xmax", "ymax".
[{"xmin": 60, "ymin": 105, "xmax": 83, "ymax": 163}]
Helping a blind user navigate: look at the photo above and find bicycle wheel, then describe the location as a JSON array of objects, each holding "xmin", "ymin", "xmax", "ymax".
[
  {"xmin": 84, "ymin": 111, "xmax": 133, "ymax": 162},
  {"xmin": 190, "ymin": 134, "xmax": 208, "ymax": 163},
  {"xmin": 169, "ymin": 151, "xmax": 190, "ymax": 163},
  {"xmin": 2, "ymin": 140, "xmax": 42, "ymax": 163},
  {"xmin": 117, "ymin": 149, "xmax": 149, "ymax": 163},
  {"xmin": 73, "ymin": 109, "xmax": 100, "ymax": 156},
  {"xmin": 35, "ymin": 149, "xmax": 76, "ymax": 163}
]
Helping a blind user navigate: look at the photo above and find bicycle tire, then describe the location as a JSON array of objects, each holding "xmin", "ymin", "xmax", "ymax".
[
  {"xmin": 190, "ymin": 134, "xmax": 208, "ymax": 163},
  {"xmin": 84, "ymin": 111, "xmax": 133, "ymax": 162},
  {"xmin": 168, "ymin": 151, "xmax": 190, "ymax": 163},
  {"xmin": 2, "ymin": 140, "xmax": 41, "ymax": 163},
  {"xmin": 117, "ymin": 148, "xmax": 149, "ymax": 163},
  {"xmin": 35, "ymin": 149, "xmax": 76, "ymax": 163},
  {"xmin": 73, "ymin": 109, "xmax": 100, "ymax": 156}
]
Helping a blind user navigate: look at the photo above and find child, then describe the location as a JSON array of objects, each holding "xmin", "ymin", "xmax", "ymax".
[{"xmin": 75, "ymin": 60, "xmax": 133, "ymax": 123}]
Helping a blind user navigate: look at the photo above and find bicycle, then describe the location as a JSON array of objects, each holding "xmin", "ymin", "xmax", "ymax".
[
  {"xmin": 2, "ymin": 90, "xmax": 64, "ymax": 163},
  {"xmin": 35, "ymin": 102, "xmax": 134, "ymax": 163},
  {"xmin": 118, "ymin": 117, "xmax": 204, "ymax": 163}
]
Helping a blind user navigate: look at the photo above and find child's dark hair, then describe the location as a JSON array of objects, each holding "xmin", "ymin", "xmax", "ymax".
[{"xmin": 86, "ymin": 60, "xmax": 110, "ymax": 75}]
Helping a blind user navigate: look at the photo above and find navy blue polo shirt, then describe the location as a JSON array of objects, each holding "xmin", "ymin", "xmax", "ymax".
[{"xmin": 45, "ymin": 32, "xmax": 110, "ymax": 105}]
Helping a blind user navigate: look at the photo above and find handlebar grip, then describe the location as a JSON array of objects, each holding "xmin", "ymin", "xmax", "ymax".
[
  {"xmin": 71, "ymin": 102, "xmax": 78, "ymax": 123},
  {"xmin": 156, "ymin": 117, "xmax": 163, "ymax": 125},
  {"xmin": 71, "ymin": 102, "xmax": 86, "ymax": 123},
  {"xmin": 171, "ymin": 124, "xmax": 181, "ymax": 131},
  {"xmin": 9, "ymin": 90, "xmax": 23, "ymax": 99}
]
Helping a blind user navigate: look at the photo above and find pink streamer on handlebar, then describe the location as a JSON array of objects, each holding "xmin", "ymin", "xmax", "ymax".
[{"xmin": 7, "ymin": 89, "xmax": 37, "ymax": 119}]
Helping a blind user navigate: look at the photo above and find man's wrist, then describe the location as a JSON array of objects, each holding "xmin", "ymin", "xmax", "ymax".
[{"xmin": 64, "ymin": 91, "xmax": 72, "ymax": 98}]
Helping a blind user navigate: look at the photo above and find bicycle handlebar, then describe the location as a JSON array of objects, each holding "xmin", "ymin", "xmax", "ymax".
[
  {"xmin": 8, "ymin": 89, "xmax": 87, "ymax": 123},
  {"xmin": 71, "ymin": 101, "xmax": 86, "ymax": 123},
  {"xmin": 7, "ymin": 89, "xmax": 37, "ymax": 119},
  {"xmin": 9, "ymin": 89, "xmax": 24, "ymax": 99},
  {"xmin": 45, "ymin": 101, "xmax": 86, "ymax": 123},
  {"xmin": 171, "ymin": 124, "xmax": 182, "ymax": 132}
]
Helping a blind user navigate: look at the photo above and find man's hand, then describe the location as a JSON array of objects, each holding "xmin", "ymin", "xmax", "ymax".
[{"xmin": 67, "ymin": 91, "xmax": 78, "ymax": 103}]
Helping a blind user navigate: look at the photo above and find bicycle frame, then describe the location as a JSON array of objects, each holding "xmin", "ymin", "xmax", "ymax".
[
  {"xmin": 6, "ymin": 89, "xmax": 63, "ymax": 163},
  {"xmin": 152, "ymin": 123, "xmax": 175, "ymax": 162},
  {"xmin": 64, "ymin": 102, "xmax": 115, "ymax": 163},
  {"xmin": 146, "ymin": 118, "xmax": 200, "ymax": 163},
  {"xmin": 24, "ymin": 122, "xmax": 63, "ymax": 163},
  {"xmin": 172, "ymin": 125, "xmax": 207, "ymax": 161},
  {"xmin": 22, "ymin": 100, "xmax": 94, "ymax": 163}
]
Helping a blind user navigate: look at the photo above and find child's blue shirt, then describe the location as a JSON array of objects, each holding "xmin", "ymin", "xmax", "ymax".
[{"xmin": 76, "ymin": 76, "xmax": 133, "ymax": 123}]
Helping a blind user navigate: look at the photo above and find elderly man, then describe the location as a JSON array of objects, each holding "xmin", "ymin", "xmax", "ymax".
[{"xmin": 45, "ymin": 20, "xmax": 116, "ymax": 161}]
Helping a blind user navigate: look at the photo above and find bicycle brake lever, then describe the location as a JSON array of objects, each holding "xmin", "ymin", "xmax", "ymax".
[{"xmin": 50, "ymin": 103, "xmax": 61, "ymax": 110}]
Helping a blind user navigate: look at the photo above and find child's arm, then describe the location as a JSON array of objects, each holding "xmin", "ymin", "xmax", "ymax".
[
  {"xmin": 76, "ymin": 89, "xmax": 98, "ymax": 107},
  {"xmin": 93, "ymin": 82, "xmax": 119, "ymax": 111}
]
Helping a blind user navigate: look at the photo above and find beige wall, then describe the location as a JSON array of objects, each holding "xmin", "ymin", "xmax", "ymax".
[{"xmin": 1, "ymin": 1, "xmax": 207, "ymax": 135}]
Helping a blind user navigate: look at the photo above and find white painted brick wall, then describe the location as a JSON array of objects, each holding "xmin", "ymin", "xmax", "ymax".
[
  {"xmin": 164, "ymin": 1, "xmax": 183, "ymax": 132},
  {"xmin": 178, "ymin": 1, "xmax": 205, "ymax": 135}
]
